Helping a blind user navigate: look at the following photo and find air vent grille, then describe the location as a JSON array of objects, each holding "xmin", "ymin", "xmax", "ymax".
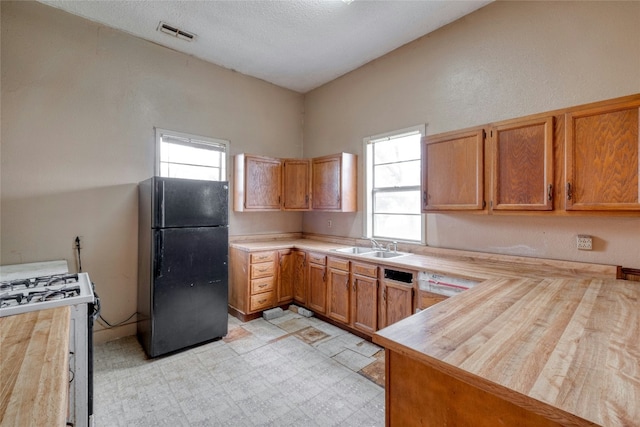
[{"xmin": 157, "ymin": 22, "xmax": 195, "ymax": 42}]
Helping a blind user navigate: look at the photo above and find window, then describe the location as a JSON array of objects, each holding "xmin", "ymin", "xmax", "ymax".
[
  {"xmin": 155, "ymin": 128, "xmax": 228, "ymax": 181},
  {"xmin": 364, "ymin": 125, "xmax": 425, "ymax": 243}
]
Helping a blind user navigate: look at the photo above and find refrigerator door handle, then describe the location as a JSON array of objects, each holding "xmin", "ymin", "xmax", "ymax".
[
  {"xmin": 157, "ymin": 179, "xmax": 166, "ymax": 228},
  {"xmin": 154, "ymin": 232, "xmax": 164, "ymax": 279}
]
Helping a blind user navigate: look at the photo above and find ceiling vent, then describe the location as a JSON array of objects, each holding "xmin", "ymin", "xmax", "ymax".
[{"xmin": 157, "ymin": 22, "xmax": 195, "ymax": 42}]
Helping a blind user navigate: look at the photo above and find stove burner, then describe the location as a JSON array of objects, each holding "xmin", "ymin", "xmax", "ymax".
[{"xmin": 0, "ymin": 293, "xmax": 23, "ymax": 307}]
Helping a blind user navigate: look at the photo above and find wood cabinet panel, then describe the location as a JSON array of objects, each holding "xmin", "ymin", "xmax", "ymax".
[
  {"xmin": 277, "ymin": 250, "xmax": 294, "ymax": 304},
  {"xmin": 418, "ymin": 290, "xmax": 447, "ymax": 310},
  {"xmin": 351, "ymin": 271, "xmax": 378, "ymax": 335},
  {"xmin": 282, "ymin": 159, "xmax": 312, "ymax": 211},
  {"xmin": 385, "ymin": 350, "xmax": 562, "ymax": 427},
  {"xmin": 229, "ymin": 247, "xmax": 278, "ymax": 317},
  {"xmin": 307, "ymin": 260, "xmax": 327, "ymax": 314},
  {"xmin": 250, "ymin": 292, "xmax": 274, "ymax": 312},
  {"xmin": 380, "ymin": 280, "xmax": 414, "ymax": 329},
  {"xmin": 566, "ymin": 99, "xmax": 640, "ymax": 210},
  {"xmin": 312, "ymin": 153, "xmax": 357, "ymax": 212},
  {"xmin": 492, "ymin": 116, "xmax": 554, "ymax": 210},
  {"xmin": 250, "ymin": 262, "xmax": 274, "ymax": 279},
  {"xmin": 327, "ymin": 258, "xmax": 350, "ymax": 324},
  {"xmin": 234, "ymin": 154, "xmax": 281, "ymax": 211},
  {"xmin": 251, "ymin": 252, "xmax": 275, "ymax": 263},
  {"xmin": 292, "ymin": 251, "xmax": 307, "ymax": 305},
  {"xmin": 422, "ymin": 128, "xmax": 484, "ymax": 211},
  {"xmin": 251, "ymin": 277, "xmax": 275, "ymax": 294}
]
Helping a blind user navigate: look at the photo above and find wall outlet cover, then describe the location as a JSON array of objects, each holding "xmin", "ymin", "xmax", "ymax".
[{"xmin": 577, "ymin": 235, "xmax": 593, "ymax": 251}]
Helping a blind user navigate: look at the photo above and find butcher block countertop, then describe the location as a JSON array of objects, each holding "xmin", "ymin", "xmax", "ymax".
[
  {"xmin": 374, "ymin": 277, "xmax": 640, "ymax": 426},
  {"xmin": 230, "ymin": 237, "xmax": 618, "ymax": 281},
  {"xmin": 0, "ymin": 307, "xmax": 70, "ymax": 427}
]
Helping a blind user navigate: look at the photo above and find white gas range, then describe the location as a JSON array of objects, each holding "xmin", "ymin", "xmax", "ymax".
[{"xmin": 0, "ymin": 260, "xmax": 97, "ymax": 427}]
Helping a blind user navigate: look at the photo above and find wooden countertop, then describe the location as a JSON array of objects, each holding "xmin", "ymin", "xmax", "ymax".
[
  {"xmin": 230, "ymin": 238, "xmax": 618, "ymax": 281},
  {"xmin": 374, "ymin": 277, "xmax": 640, "ymax": 426},
  {"xmin": 0, "ymin": 307, "xmax": 70, "ymax": 427}
]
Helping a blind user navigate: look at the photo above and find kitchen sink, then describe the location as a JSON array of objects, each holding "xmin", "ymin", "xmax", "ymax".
[
  {"xmin": 363, "ymin": 251, "xmax": 408, "ymax": 259},
  {"xmin": 334, "ymin": 246, "xmax": 376, "ymax": 254}
]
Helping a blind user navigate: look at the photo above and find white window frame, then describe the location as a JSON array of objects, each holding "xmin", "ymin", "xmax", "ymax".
[
  {"xmin": 363, "ymin": 124, "xmax": 426, "ymax": 244},
  {"xmin": 155, "ymin": 128, "xmax": 230, "ymax": 181}
]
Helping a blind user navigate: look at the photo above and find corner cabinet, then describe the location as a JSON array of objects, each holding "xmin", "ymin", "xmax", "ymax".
[
  {"xmin": 234, "ymin": 154, "xmax": 282, "ymax": 211},
  {"xmin": 282, "ymin": 159, "xmax": 312, "ymax": 211},
  {"xmin": 565, "ymin": 98, "xmax": 640, "ymax": 211},
  {"xmin": 312, "ymin": 153, "xmax": 357, "ymax": 212},
  {"xmin": 422, "ymin": 128, "xmax": 485, "ymax": 211},
  {"xmin": 491, "ymin": 116, "xmax": 554, "ymax": 211}
]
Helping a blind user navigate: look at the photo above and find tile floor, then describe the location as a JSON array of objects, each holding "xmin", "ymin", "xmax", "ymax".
[{"xmin": 93, "ymin": 309, "xmax": 385, "ymax": 426}]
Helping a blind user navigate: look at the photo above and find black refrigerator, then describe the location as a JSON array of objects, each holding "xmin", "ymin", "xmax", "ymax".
[{"xmin": 137, "ymin": 176, "xmax": 229, "ymax": 357}]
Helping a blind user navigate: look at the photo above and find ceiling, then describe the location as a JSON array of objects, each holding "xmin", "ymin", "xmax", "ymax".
[{"xmin": 39, "ymin": 0, "xmax": 491, "ymax": 93}]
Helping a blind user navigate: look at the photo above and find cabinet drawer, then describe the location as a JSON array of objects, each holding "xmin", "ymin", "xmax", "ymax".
[
  {"xmin": 328, "ymin": 257, "xmax": 350, "ymax": 271},
  {"xmin": 251, "ymin": 277, "xmax": 275, "ymax": 295},
  {"xmin": 251, "ymin": 262, "xmax": 275, "ymax": 279},
  {"xmin": 251, "ymin": 251, "xmax": 275, "ymax": 263},
  {"xmin": 351, "ymin": 262, "xmax": 378, "ymax": 278},
  {"xmin": 250, "ymin": 291, "xmax": 274, "ymax": 312},
  {"xmin": 308, "ymin": 252, "xmax": 326, "ymax": 265},
  {"xmin": 418, "ymin": 290, "xmax": 448, "ymax": 310}
]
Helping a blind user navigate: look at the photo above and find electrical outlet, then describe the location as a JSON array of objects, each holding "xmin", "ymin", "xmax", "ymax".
[
  {"xmin": 577, "ymin": 235, "xmax": 592, "ymax": 251},
  {"xmin": 327, "ymin": 220, "xmax": 332, "ymax": 228}
]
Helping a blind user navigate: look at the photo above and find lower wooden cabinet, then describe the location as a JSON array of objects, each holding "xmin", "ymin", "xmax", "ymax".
[
  {"xmin": 292, "ymin": 250, "xmax": 307, "ymax": 305},
  {"xmin": 350, "ymin": 262, "xmax": 379, "ymax": 335},
  {"xmin": 307, "ymin": 253, "xmax": 328, "ymax": 314},
  {"xmin": 418, "ymin": 290, "xmax": 447, "ymax": 310},
  {"xmin": 380, "ymin": 274, "xmax": 415, "ymax": 329},
  {"xmin": 230, "ymin": 247, "xmax": 418, "ymax": 334},
  {"xmin": 229, "ymin": 247, "xmax": 276, "ymax": 318},
  {"xmin": 277, "ymin": 249, "xmax": 294, "ymax": 304},
  {"xmin": 327, "ymin": 257, "xmax": 351, "ymax": 324}
]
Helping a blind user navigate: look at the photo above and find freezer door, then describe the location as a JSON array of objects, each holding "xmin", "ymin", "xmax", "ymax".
[
  {"xmin": 154, "ymin": 177, "xmax": 228, "ymax": 228},
  {"xmin": 151, "ymin": 227, "xmax": 228, "ymax": 356}
]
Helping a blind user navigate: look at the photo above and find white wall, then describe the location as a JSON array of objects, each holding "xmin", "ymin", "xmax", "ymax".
[
  {"xmin": 303, "ymin": 1, "xmax": 640, "ymax": 268},
  {"xmin": 1, "ymin": 1, "xmax": 304, "ymax": 342}
]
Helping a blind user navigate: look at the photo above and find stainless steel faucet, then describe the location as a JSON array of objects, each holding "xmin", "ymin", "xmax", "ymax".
[{"xmin": 370, "ymin": 238, "xmax": 385, "ymax": 251}]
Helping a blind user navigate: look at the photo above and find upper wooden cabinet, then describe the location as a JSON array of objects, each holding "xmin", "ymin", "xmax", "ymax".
[
  {"xmin": 565, "ymin": 98, "xmax": 640, "ymax": 211},
  {"xmin": 234, "ymin": 154, "xmax": 281, "ymax": 212},
  {"xmin": 422, "ymin": 128, "xmax": 485, "ymax": 211},
  {"xmin": 282, "ymin": 158, "xmax": 312, "ymax": 211},
  {"xmin": 491, "ymin": 116, "xmax": 554, "ymax": 211},
  {"xmin": 312, "ymin": 153, "xmax": 357, "ymax": 212},
  {"xmin": 234, "ymin": 152, "xmax": 357, "ymax": 212},
  {"xmin": 422, "ymin": 93, "xmax": 640, "ymax": 215}
]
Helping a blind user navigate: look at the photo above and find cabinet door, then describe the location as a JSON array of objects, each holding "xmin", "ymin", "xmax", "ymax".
[
  {"xmin": 282, "ymin": 159, "xmax": 311, "ymax": 211},
  {"xmin": 380, "ymin": 280, "xmax": 414, "ymax": 328},
  {"xmin": 422, "ymin": 128, "xmax": 485, "ymax": 211},
  {"xmin": 312, "ymin": 153, "xmax": 357, "ymax": 212},
  {"xmin": 292, "ymin": 251, "xmax": 307, "ymax": 305},
  {"xmin": 351, "ymin": 274, "xmax": 378, "ymax": 335},
  {"xmin": 277, "ymin": 250, "xmax": 294, "ymax": 304},
  {"xmin": 492, "ymin": 117, "xmax": 554, "ymax": 211},
  {"xmin": 327, "ymin": 267, "xmax": 350, "ymax": 324},
  {"xmin": 565, "ymin": 100, "xmax": 640, "ymax": 210},
  {"xmin": 234, "ymin": 154, "xmax": 281, "ymax": 211},
  {"xmin": 307, "ymin": 262, "xmax": 327, "ymax": 314},
  {"xmin": 418, "ymin": 290, "xmax": 447, "ymax": 310}
]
